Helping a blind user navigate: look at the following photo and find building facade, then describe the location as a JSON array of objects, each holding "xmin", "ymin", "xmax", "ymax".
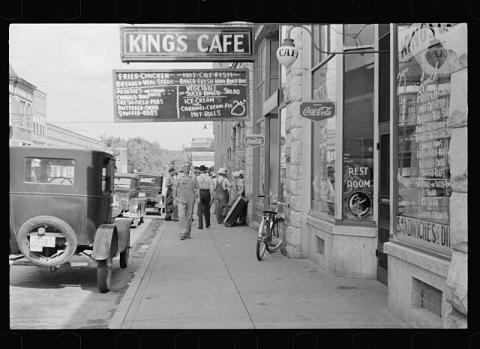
[
  {"xmin": 46, "ymin": 123, "xmax": 109, "ymax": 152},
  {"xmin": 9, "ymin": 63, "xmax": 37, "ymax": 146},
  {"xmin": 213, "ymin": 23, "xmax": 467, "ymax": 328}
]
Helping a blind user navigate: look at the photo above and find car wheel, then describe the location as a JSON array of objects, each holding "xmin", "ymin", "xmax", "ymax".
[
  {"xmin": 17, "ymin": 216, "xmax": 78, "ymax": 268},
  {"xmin": 97, "ymin": 259, "xmax": 112, "ymax": 293}
]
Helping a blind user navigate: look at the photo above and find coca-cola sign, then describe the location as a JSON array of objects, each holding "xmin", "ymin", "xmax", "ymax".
[
  {"xmin": 300, "ymin": 101, "xmax": 336, "ymax": 121},
  {"xmin": 244, "ymin": 134, "xmax": 265, "ymax": 147}
]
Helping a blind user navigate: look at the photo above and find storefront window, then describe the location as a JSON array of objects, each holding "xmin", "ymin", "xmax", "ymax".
[
  {"xmin": 343, "ymin": 52, "xmax": 374, "ymax": 220},
  {"xmin": 395, "ymin": 23, "xmax": 467, "ymax": 254},
  {"xmin": 311, "ymin": 53, "xmax": 337, "ymax": 217}
]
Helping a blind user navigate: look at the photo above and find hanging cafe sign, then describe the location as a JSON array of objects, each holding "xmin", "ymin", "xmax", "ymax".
[
  {"xmin": 113, "ymin": 69, "xmax": 248, "ymax": 122},
  {"xmin": 300, "ymin": 101, "xmax": 336, "ymax": 121},
  {"xmin": 120, "ymin": 25, "xmax": 254, "ymax": 62}
]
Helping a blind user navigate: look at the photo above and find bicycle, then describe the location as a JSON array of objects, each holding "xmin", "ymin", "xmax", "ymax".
[{"xmin": 256, "ymin": 195, "xmax": 289, "ymax": 261}]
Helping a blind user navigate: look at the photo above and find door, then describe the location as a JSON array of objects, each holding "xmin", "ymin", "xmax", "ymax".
[{"xmin": 377, "ymin": 25, "xmax": 390, "ymax": 285}]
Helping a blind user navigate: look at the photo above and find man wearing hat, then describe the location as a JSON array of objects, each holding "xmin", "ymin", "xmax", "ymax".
[
  {"xmin": 164, "ymin": 167, "xmax": 176, "ymax": 221},
  {"xmin": 212, "ymin": 167, "xmax": 231, "ymax": 224},
  {"xmin": 196, "ymin": 165, "xmax": 211, "ymax": 229},
  {"xmin": 173, "ymin": 163, "xmax": 198, "ymax": 240}
]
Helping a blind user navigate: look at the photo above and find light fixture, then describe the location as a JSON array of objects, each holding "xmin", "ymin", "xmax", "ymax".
[
  {"xmin": 276, "ymin": 38, "xmax": 298, "ymax": 68},
  {"xmin": 277, "ymin": 25, "xmax": 383, "ymax": 68}
]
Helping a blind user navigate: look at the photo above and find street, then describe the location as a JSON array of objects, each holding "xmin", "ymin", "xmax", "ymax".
[{"xmin": 9, "ymin": 216, "xmax": 162, "ymax": 329}]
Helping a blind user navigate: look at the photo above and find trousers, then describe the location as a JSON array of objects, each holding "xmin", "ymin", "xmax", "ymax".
[
  {"xmin": 197, "ymin": 189, "xmax": 211, "ymax": 228},
  {"xmin": 177, "ymin": 200, "xmax": 194, "ymax": 237}
]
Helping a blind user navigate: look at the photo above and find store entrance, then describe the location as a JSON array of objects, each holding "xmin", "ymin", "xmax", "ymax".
[{"xmin": 377, "ymin": 25, "xmax": 391, "ymax": 285}]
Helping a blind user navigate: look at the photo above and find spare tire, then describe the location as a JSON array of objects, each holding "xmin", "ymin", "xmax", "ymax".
[{"xmin": 16, "ymin": 216, "xmax": 78, "ymax": 268}]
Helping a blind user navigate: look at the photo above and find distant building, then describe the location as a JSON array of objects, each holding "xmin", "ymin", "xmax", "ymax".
[
  {"xmin": 31, "ymin": 89, "xmax": 47, "ymax": 146},
  {"xmin": 46, "ymin": 123, "xmax": 109, "ymax": 152},
  {"xmin": 185, "ymin": 137, "xmax": 214, "ymax": 168},
  {"xmin": 9, "ymin": 63, "xmax": 36, "ymax": 146}
]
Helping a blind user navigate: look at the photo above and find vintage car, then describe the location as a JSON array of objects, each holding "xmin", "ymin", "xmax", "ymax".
[
  {"xmin": 9, "ymin": 146, "xmax": 131, "ymax": 293},
  {"xmin": 137, "ymin": 173, "xmax": 163, "ymax": 215},
  {"xmin": 114, "ymin": 173, "xmax": 147, "ymax": 228}
]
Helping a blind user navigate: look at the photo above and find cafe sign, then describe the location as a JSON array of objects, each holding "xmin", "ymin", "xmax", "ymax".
[
  {"xmin": 300, "ymin": 101, "xmax": 336, "ymax": 121},
  {"xmin": 120, "ymin": 26, "xmax": 254, "ymax": 62},
  {"xmin": 244, "ymin": 135, "xmax": 265, "ymax": 147}
]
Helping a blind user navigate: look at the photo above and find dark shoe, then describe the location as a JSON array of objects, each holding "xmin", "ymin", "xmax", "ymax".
[
  {"xmin": 198, "ymin": 227, "xmax": 203, "ymax": 230},
  {"xmin": 206, "ymin": 225, "xmax": 210, "ymax": 228},
  {"xmin": 180, "ymin": 236, "xmax": 185, "ymax": 240}
]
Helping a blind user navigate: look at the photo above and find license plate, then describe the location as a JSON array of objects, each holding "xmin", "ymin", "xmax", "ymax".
[
  {"xmin": 29, "ymin": 234, "xmax": 56, "ymax": 252},
  {"xmin": 138, "ymin": 192, "xmax": 145, "ymax": 197}
]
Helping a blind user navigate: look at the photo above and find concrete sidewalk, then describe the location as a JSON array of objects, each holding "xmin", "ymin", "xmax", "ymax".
[{"xmin": 109, "ymin": 220, "xmax": 407, "ymax": 329}]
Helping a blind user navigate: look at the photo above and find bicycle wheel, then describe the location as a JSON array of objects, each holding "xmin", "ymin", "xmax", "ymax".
[
  {"xmin": 256, "ymin": 219, "xmax": 269, "ymax": 261},
  {"xmin": 266, "ymin": 221, "xmax": 284, "ymax": 253}
]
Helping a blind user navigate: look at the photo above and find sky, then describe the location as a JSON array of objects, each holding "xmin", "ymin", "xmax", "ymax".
[{"xmin": 9, "ymin": 24, "xmax": 215, "ymax": 150}]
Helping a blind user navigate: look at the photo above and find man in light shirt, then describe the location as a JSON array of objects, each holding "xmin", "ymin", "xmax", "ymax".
[
  {"xmin": 212, "ymin": 167, "xmax": 231, "ymax": 224},
  {"xmin": 173, "ymin": 164, "xmax": 198, "ymax": 240},
  {"xmin": 196, "ymin": 165, "xmax": 211, "ymax": 229}
]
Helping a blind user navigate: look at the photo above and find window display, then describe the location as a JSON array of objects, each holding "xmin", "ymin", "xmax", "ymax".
[
  {"xmin": 311, "ymin": 54, "xmax": 337, "ymax": 217},
  {"xmin": 395, "ymin": 23, "xmax": 467, "ymax": 254},
  {"xmin": 343, "ymin": 52, "xmax": 374, "ymax": 220}
]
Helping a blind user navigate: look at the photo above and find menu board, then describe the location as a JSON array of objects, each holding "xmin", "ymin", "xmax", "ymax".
[
  {"xmin": 113, "ymin": 69, "xmax": 248, "ymax": 122},
  {"xmin": 412, "ymin": 81, "xmax": 451, "ymax": 223},
  {"xmin": 397, "ymin": 78, "xmax": 452, "ymax": 250}
]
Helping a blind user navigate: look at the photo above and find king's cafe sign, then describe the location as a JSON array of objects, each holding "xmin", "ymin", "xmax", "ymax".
[{"xmin": 120, "ymin": 26, "xmax": 253, "ymax": 62}]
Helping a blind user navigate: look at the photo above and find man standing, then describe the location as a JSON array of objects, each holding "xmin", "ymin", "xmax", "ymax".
[
  {"xmin": 212, "ymin": 168, "xmax": 231, "ymax": 224},
  {"xmin": 173, "ymin": 164, "xmax": 197, "ymax": 240},
  {"xmin": 196, "ymin": 165, "xmax": 211, "ymax": 229},
  {"xmin": 164, "ymin": 168, "xmax": 176, "ymax": 221},
  {"xmin": 237, "ymin": 170, "xmax": 247, "ymax": 225}
]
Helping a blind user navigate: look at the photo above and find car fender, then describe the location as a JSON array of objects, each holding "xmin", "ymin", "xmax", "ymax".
[
  {"xmin": 114, "ymin": 217, "xmax": 131, "ymax": 253},
  {"xmin": 92, "ymin": 224, "xmax": 118, "ymax": 261}
]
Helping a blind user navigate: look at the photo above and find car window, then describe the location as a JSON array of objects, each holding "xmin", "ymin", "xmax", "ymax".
[
  {"xmin": 24, "ymin": 157, "xmax": 75, "ymax": 185},
  {"xmin": 139, "ymin": 177, "xmax": 157, "ymax": 186},
  {"xmin": 115, "ymin": 177, "xmax": 132, "ymax": 189}
]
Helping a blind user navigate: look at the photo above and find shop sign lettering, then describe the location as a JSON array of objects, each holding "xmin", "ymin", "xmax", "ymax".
[
  {"xmin": 244, "ymin": 135, "xmax": 265, "ymax": 147},
  {"xmin": 399, "ymin": 23, "xmax": 453, "ymax": 62},
  {"xmin": 113, "ymin": 69, "xmax": 248, "ymax": 122},
  {"xmin": 300, "ymin": 101, "xmax": 336, "ymax": 121},
  {"xmin": 396, "ymin": 216, "xmax": 450, "ymax": 248},
  {"xmin": 120, "ymin": 26, "xmax": 253, "ymax": 62}
]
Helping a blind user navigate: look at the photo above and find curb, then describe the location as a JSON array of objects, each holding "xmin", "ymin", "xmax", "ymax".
[{"xmin": 108, "ymin": 221, "xmax": 167, "ymax": 329}]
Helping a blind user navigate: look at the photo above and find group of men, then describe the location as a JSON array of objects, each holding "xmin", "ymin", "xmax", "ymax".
[{"xmin": 164, "ymin": 164, "xmax": 246, "ymax": 240}]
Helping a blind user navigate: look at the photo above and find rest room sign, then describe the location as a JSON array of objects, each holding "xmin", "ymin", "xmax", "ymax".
[{"xmin": 120, "ymin": 25, "xmax": 253, "ymax": 62}]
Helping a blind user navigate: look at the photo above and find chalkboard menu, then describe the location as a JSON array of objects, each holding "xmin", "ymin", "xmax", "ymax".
[{"xmin": 113, "ymin": 69, "xmax": 248, "ymax": 122}]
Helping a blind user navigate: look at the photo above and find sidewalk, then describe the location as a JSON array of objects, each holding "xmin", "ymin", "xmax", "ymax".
[{"xmin": 109, "ymin": 220, "xmax": 407, "ymax": 329}]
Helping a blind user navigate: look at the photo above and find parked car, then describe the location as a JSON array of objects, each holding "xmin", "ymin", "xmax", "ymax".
[
  {"xmin": 114, "ymin": 173, "xmax": 147, "ymax": 228},
  {"xmin": 9, "ymin": 146, "xmax": 131, "ymax": 293},
  {"xmin": 137, "ymin": 173, "xmax": 163, "ymax": 215}
]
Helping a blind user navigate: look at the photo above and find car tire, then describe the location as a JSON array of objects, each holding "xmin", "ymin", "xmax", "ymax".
[
  {"xmin": 119, "ymin": 245, "xmax": 129, "ymax": 269},
  {"xmin": 17, "ymin": 216, "xmax": 78, "ymax": 268},
  {"xmin": 97, "ymin": 259, "xmax": 112, "ymax": 293}
]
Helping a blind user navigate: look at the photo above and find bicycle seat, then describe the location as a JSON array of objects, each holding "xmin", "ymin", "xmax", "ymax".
[{"xmin": 263, "ymin": 210, "xmax": 277, "ymax": 215}]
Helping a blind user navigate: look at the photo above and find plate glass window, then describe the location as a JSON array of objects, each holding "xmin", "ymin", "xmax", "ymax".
[{"xmin": 395, "ymin": 23, "xmax": 467, "ymax": 255}]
